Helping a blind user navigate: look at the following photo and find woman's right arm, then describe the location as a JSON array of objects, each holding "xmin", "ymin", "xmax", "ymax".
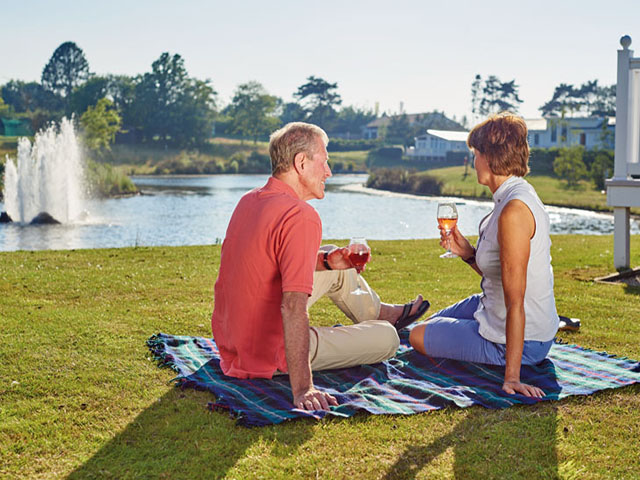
[{"xmin": 439, "ymin": 226, "xmax": 482, "ymax": 275}]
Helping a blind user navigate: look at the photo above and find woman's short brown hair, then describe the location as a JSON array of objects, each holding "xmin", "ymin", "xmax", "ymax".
[{"xmin": 467, "ymin": 112, "xmax": 530, "ymax": 177}]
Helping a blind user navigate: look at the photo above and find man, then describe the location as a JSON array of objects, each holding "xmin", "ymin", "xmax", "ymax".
[{"xmin": 211, "ymin": 122, "xmax": 429, "ymax": 411}]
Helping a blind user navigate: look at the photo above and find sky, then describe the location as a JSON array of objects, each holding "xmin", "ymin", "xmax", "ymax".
[{"xmin": 2, "ymin": 0, "xmax": 640, "ymax": 123}]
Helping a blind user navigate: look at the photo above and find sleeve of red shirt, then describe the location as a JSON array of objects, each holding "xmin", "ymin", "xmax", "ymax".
[{"xmin": 276, "ymin": 207, "xmax": 322, "ymax": 295}]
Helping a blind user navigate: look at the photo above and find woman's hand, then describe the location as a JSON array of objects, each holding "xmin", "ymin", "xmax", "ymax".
[
  {"xmin": 502, "ymin": 379, "xmax": 545, "ymax": 398},
  {"xmin": 438, "ymin": 225, "xmax": 474, "ymax": 259}
]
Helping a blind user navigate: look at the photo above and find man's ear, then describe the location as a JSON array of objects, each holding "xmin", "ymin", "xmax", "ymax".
[{"xmin": 293, "ymin": 151, "xmax": 306, "ymax": 173}]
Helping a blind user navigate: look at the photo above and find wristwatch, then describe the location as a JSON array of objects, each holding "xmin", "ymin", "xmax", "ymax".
[{"xmin": 323, "ymin": 251, "xmax": 332, "ymax": 270}]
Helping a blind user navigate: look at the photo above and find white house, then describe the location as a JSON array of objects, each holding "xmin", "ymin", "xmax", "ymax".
[
  {"xmin": 406, "ymin": 129, "xmax": 470, "ymax": 161},
  {"xmin": 362, "ymin": 112, "xmax": 464, "ymax": 140},
  {"xmin": 525, "ymin": 117, "xmax": 615, "ymax": 150}
]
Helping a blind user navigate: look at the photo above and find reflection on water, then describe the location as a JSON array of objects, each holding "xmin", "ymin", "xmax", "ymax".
[{"xmin": 1, "ymin": 174, "xmax": 637, "ymax": 251}]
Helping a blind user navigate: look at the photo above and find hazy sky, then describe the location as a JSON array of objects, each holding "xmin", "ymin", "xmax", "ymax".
[{"xmin": 2, "ymin": 0, "xmax": 639, "ymax": 121}]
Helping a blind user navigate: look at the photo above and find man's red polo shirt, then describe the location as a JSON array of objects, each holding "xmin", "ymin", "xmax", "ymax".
[{"xmin": 211, "ymin": 177, "xmax": 322, "ymax": 378}]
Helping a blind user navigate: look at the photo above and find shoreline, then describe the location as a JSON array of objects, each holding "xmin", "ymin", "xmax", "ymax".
[{"xmin": 343, "ymin": 182, "xmax": 640, "ymax": 221}]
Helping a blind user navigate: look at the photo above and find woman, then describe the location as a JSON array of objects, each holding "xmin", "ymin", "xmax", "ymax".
[{"xmin": 409, "ymin": 112, "xmax": 559, "ymax": 398}]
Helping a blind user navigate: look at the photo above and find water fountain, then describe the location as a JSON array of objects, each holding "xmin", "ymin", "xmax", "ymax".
[{"xmin": 2, "ymin": 117, "xmax": 86, "ymax": 224}]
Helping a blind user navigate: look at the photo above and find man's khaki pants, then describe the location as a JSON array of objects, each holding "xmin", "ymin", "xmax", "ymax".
[{"xmin": 307, "ymin": 256, "xmax": 400, "ymax": 371}]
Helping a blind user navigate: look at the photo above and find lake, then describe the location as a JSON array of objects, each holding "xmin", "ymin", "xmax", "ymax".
[{"xmin": 0, "ymin": 174, "xmax": 637, "ymax": 251}]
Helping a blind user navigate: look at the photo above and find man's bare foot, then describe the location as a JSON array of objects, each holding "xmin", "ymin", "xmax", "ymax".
[{"xmin": 379, "ymin": 295, "xmax": 425, "ymax": 326}]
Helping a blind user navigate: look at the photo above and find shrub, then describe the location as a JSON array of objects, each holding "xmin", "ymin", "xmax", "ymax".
[
  {"xmin": 86, "ymin": 160, "xmax": 137, "ymax": 197},
  {"xmin": 330, "ymin": 161, "xmax": 344, "ymax": 173},
  {"xmin": 590, "ymin": 150, "xmax": 614, "ymax": 190},
  {"xmin": 529, "ymin": 148, "xmax": 559, "ymax": 174},
  {"xmin": 553, "ymin": 146, "xmax": 587, "ymax": 187},
  {"xmin": 410, "ymin": 175, "xmax": 443, "ymax": 195},
  {"xmin": 366, "ymin": 168, "xmax": 442, "ymax": 196},
  {"xmin": 244, "ymin": 151, "xmax": 271, "ymax": 173},
  {"xmin": 366, "ymin": 147, "xmax": 404, "ymax": 168},
  {"xmin": 227, "ymin": 160, "xmax": 239, "ymax": 174}
]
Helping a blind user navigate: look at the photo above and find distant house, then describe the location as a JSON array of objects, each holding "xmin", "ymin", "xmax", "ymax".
[
  {"xmin": 363, "ymin": 112, "xmax": 465, "ymax": 140},
  {"xmin": 525, "ymin": 116, "xmax": 615, "ymax": 150},
  {"xmin": 0, "ymin": 118, "xmax": 33, "ymax": 137},
  {"xmin": 406, "ymin": 129, "xmax": 470, "ymax": 161}
]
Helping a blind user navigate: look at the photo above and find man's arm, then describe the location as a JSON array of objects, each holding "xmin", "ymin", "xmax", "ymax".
[
  {"xmin": 315, "ymin": 247, "xmax": 368, "ymax": 273},
  {"xmin": 281, "ymin": 291, "xmax": 338, "ymax": 410}
]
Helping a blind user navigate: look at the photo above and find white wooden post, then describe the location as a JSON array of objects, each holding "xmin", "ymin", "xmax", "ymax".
[
  {"xmin": 606, "ymin": 35, "xmax": 640, "ymax": 270},
  {"xmin": 613, "ymin": 36, "xmax": 631, "ymax": 180}
]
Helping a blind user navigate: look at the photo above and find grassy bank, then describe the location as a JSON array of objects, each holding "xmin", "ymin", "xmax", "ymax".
[
  {"xmin": 105, "ymin": 139, "xmax": 369, "ymax": 175},
  {"xmin": 1, "ymin": 236, "xmax": 639, "ymax": 479},
  {"xmin": 414, "ymin": 166, "xmax": 639, "ymax": 213}
]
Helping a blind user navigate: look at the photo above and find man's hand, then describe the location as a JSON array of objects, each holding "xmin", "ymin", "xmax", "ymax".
[
  {"xmin": 327, "ymin": 246, "xmax": 370, "ymax": 273},
  {"xmin": 293, "ymin": 386, "xmax": 338, "ymax": 411},
  {"xmin": 281, "ymin": 291, "xmax": 341, "ymax": 411},
  {"xmin": 502, "ymin": 379, "xmax": 545, "ymax": 398}
]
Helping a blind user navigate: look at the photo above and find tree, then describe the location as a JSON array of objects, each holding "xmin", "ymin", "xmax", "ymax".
[
  {"xmin": 70, "ymin": 75, "xmax": 136, "ymax": 123},
  {"xmin": 471, "ymin": 75, "xmax": 523, "ymax": 117},
  {"xmin": 1, "ymin": 80, "xmax": 64, "ymax": 113},
  {"xmin": 294, "ymin": 76, "xmax": 342, "ymax": 130},
  {"xmin": 0, "ymin": 97, "xmax": 10, "ymax": 118},
  {"xmin": 333, "ymin": 106, "xmax": 376, "ymax": 137},
  {"xmin": 131, "ymin": 52, "xmax": 188, "ymax": 142},
  {"xmin": 385, "ymin": 113, "xmax": 412, "ymax": 148},
  {"xmin": 170, "ymin": 78, "xmax": 217, "ymax": 146},
  {"xmin": 80, "ymin": 98, "xmax": 122, "ymax": 153},
  {"xmin": 539, "ymin": 80, "xmax": 615, "ymax": 117},
  {"xmin": 70, "ymin": 76, "xmax": 110, "ymax": 114},
  {"xmin": 227, "ymin": 81, "xmax": 280, "ymax": 143},
  {"xmin": 553, "ymin": 146, "xmax": 587, "ymax": 187},
  {"xmin": 277, "ymin": 101, "xmax": 306, "ymax": 125},
  {"xmin": 41, "ymin": 42, "xmax": 90, "ymax": 99},
  {"xmin": 129, "ymin": 52, "xmax": 216, "ymax": 146}
]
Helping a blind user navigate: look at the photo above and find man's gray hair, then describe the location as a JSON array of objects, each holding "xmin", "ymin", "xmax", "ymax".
[{"xmin": 269, "ymin": 122, "xmax": 329, "ymax": 176}]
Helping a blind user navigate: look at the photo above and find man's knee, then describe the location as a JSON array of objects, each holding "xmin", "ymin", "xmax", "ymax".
[{"xmin": 367, "ymin": 321, "xmax": 400, "ymax": 360}]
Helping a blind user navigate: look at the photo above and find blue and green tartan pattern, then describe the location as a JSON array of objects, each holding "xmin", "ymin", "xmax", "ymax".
[{"xmin": 147, "ymin": 332, "xmax": 640, "ymax": 427}]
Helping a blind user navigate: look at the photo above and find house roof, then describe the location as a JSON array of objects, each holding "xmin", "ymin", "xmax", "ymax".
[
  {"xmin": 365, "ymin": 112, "xmax": 465, "ymax": 131},
  {"xmin": 525, "ymin": 118, "xmax": 548, "ymax": 131},
  {"xmin": 418, "ymin": 129, "xmax": 469, "ymax": 142}
]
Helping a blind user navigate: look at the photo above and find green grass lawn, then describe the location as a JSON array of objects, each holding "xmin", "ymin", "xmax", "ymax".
[{"xmin": 1, "ymin": 237, "xmax": 639, "ymax": 479}]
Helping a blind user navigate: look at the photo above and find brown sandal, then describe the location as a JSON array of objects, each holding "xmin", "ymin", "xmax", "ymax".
[{"xmin": 395, "ymin": 298, "xmax": 430, "ymax": 331}]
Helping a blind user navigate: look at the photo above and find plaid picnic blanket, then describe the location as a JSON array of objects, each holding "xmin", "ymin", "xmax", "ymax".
[{"xmin": 147, "ymin": 332, "xmax": 640, "ymax": 427}]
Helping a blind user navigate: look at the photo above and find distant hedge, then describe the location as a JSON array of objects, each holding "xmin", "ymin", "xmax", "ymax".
[
  {"xmin": 366, "ymin": 168, "xmax": 442, "ymax": 196},
  {"xmin": 327, "ymin": 138, "xmax": 381, "ymax": 152},
  {"xmin": 529, "ymin": 147, "xmax": 614, "ymax": 176},
  {"xmin": 366, "ymin": 147, "xmax": 468, "ymax": 170}
]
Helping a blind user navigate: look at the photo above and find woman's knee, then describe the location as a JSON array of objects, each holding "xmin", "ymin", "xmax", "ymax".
[{"xmin": 409, "ymin": 323, "xmax": 428, "ymax": 354}]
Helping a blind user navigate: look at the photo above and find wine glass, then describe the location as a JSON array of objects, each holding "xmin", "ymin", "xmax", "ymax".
[
  {"xmin": 348, "ymin": 237, "xmax": 370, "ymax": 295},
  {"xmin": 437, "ymin": 202, "xmax": 458, "ymax": 258}
]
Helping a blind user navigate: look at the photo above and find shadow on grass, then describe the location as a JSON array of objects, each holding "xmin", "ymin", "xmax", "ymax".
[
  {"xmin": 384, "ymin": 404, "xmax": 559, "ymax": 479},
  {"xmin": 67, "ymin": 387, "xmax": 313, "ymax": 479}
]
